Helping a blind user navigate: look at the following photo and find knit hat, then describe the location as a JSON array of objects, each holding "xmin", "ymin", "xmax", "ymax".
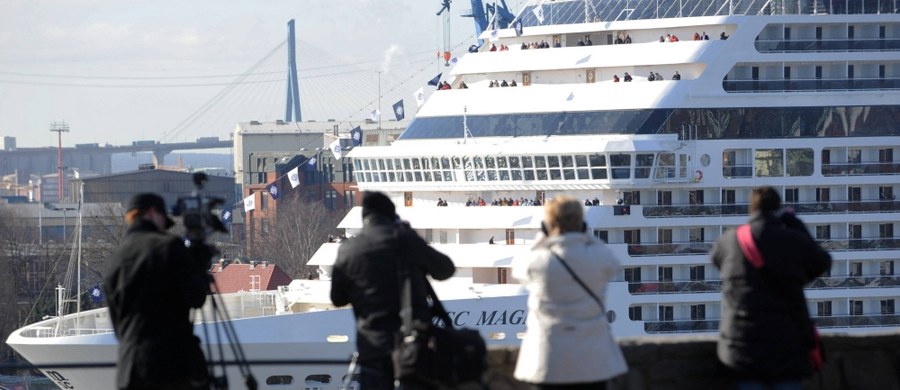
[
  {"xmin": 361, "ymin": 192, "xmax": 396, "ymax": 219},
  {"xmin": 127, "ymin": 193, "xmax": 175, "ymax": 229}
]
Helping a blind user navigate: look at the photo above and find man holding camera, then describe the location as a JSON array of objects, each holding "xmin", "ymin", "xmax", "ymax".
[
  {"xmin": 330, "ymin": 192, "xmax": 455, "ymax": 390},
  {"xmin": 711, "ymin": 187, "xmax": 831, "ymax": 390},
  {"xmin": 103, "ymin": 193, "xmax": 212, "ymax": 390}
]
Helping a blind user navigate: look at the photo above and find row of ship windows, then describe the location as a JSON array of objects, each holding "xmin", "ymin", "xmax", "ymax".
[
  {"xmin": 353, "ymin": 153, "xmax": 687, "ymax": 183},
  {"xmin": 353, "ymin": 147, "xmax": 896, "ymax": 183}
]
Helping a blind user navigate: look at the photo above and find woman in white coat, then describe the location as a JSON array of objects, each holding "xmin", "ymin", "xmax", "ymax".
[{"xmin": 513, "ymin": 196, "xmax": 628, "ymax": 389}]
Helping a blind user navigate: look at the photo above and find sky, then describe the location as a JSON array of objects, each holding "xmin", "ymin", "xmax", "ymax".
[{"xmin": 0, "ymin": 0, "xmax": 527, "ymax": 148}]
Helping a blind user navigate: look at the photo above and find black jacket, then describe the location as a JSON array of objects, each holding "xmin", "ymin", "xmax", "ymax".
[
  {"xmin": 330, "ymin": 214, "xmax": 455, "ymax": 362},
  {"xmin": 103, "ymin": 220, "xmax": 211, "ymax": 389},
  {"xmin": 711, "ymin": 212, "xmax": 831, "ymax": 380}
]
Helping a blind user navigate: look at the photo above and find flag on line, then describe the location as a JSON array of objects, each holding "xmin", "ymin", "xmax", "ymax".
[
  {"xmin": 392, "ymin": 99, "xmax": 405, "ymax": 121},
  {"xmin": 330, "ymin": 139, "xmax": 343, "ymax": 160},
  {"xmin": 243, "ymin": 194, "xmax": 255, "ymax": 212},
  {"xmin": 350, "ymin": 126, "xmax": 363, "ymax": 147},
  {"xmin": 288, "ymin": 166, "xmax": 301, "ymax": 188},
  {"xmin": 267, "ymin": 183, "xmax": 280, "ymax": 200}
]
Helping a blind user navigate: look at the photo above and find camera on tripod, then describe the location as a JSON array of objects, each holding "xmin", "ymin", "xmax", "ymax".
[{"xmin": 173, "ymin": 172, "xmax": 228, "ymax": 244}]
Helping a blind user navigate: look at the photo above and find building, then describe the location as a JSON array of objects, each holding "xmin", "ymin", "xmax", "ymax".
[
  {"xmin": 234, "ymin": 120, "xmax": 404, "ymax": 251},
  {"xmin": 209, "ymin": 260, "xmax": 293, "ymax": 293},
  {"xmin": 75, "ymin": 168, "xmax": 236, "ymax": 208}
]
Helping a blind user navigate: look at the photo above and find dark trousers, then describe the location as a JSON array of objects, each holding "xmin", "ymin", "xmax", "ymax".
[
  {"xmin": 529, "ymin": 381, "xmax": 608, "ymax": 390},
  {"xmin": 358, "ymin": 356, "xmax": 435, "ymax": 390}
]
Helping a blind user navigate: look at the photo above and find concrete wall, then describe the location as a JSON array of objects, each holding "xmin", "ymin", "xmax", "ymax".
[{"xmin": 485, "ymin": 332, "xmax": 900, "ymax": 390}]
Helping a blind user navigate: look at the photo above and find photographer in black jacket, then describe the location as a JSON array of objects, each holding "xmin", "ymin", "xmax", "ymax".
[
  {"xmin": 331, "ymin": 192, "xmax": 455, "ymax": 390},
  {"xmin": 711, "ymin": 187, "xmax": 831, "ymax": 389},
  {"xmin": 103, "ymin": 193, "xmax": 211, "ymax": 390}
]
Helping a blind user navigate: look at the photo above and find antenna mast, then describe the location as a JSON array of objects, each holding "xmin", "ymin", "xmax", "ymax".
[{"xmin": 50, "ymin": 122, "xmax": 69, "ymax": 202}]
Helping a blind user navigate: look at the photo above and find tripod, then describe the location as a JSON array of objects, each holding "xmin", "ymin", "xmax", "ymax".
[{"xmin": 200, "ymin": 277, "xmax": 258, "ymax": 390}]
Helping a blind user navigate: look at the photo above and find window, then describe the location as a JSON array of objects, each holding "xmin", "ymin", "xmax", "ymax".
[
  {"xmin": 881, "ymin": 261, "xmax": 895, "ymax": 276},
  {"xmin": 424, "ymin": 229, "xmax": 433, "ymax": 243},
  {"xmin": 625, "ymin": 267, "xmax": 641, "ymax": 283},
  {"xmin": 261, "ymin": 220, "xmax": 269, "ymax": 235},
  {"xmin": 784, "ymin": 188, "xmax": 799, "ymax": 203},
  {"xmin": 440, "ymin": 231, "xmax": 448, "ymax": 244},
  {"xmin": 260, "ymin": 192, "xmax": 269, "ymax": 210},
  {"xmin": 880, "ymin": 224, "xmax": 894, "ymax": 238},
  {"xmin": 658, "ymin": 229, "xmax": 672, "ymax": 244},
  {"xmin": 816, "ymin": 187, "xmax": 830, "ymax": 202},
  {"xmin": 817, "ymin": 301, "xmax": 832, "ymax": 317},
  {"xmin": 657, "ymin": 191, "xmax": 672, "ymax": 205},
  {"xmin": 690, "ymin": 304, "xmax": 706, "ymax": 320},
  {"xmin": 689, "ymin": 190, "xmax": 704, "ymax": 205},
  {"xmin": 755, "ymin": 149, "xmax": 784, "ymax": 177},
  {"xmin": 882, "ymin": 300, "xmax": 895, "ymax": 315},
  {"xmin": 877, "ymin": 148, "xmax": 890, "ymax": 163},
  {"xmin": 629, "ymin": 306, "xmax": 643, "ymax": 321},
  {"xmin": 610, "ymin": 154, "xmax": 631, "ymax": 179},
  {"xmin": 624, "ymin": 229, "xmax": 641, "ymax": 245},
  {"xmin": 850, "ymin": 261, "xmax": 863, "ymax": 276},
  {"xmin": 848, "ymin": 149, "xmax": 861, "ymax": 164},
  {"xmin": 848, "ymin": 187, "xmax": 861, "ymax": 202},
  {"xmin": 593, "ymin": 229, "xmax": 609, "ymax": 242},
  {"xmin": 658, "ymin": 305, "xmax": 674, "ymax": 321},
  {"xmin": 689, "ymin": 228, "xmax": 705, "ymax": 242},
  {"xmin": 365, "ymin": 133, "xmax": 380, "ymax": 144},
  {"xmin": 344, "ymin": 190, "xmax": 356, "ymax": 208},
  {"xmin": 816, "ymin": 225, "xmax": 831, "ymax": 240},
  {"xmin": 850, "ymin": 300, "xmax": 863, "ymax": 316},
  {"xmin": 690, "ymin": 265, "xmax": 705, "ymax": 281},
  {"xmin": 622, "ymin": 191, "xmax": 641, "ymax": 205},
  {"xmin": 721, "ymin": 189, "xmax": 736, "ymax": 204},
  {"xmin": 786, "ymin": 149, "xmax": 814, "ymax": 176},
  {"xmin": 658, "ymin": 266, "xmax": 673, "ymax": 282},
  {"xmin": 325, "ymin": 190, "xmax": 337, "ymax": 210},
  {"xmin": 505, "ymin": 229, "xmax": 515, "ymax": 245},
  {"xmin": 879, "ymin": 186, "xmax": 894, "ymax": 200}
]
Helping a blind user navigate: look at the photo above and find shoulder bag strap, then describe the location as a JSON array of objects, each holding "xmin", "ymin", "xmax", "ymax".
[
  {"xmin": 550, "ymin": 251, "xmax": 607, "ymax": 315},
  {"xmin": 736, "ymin": 224, "xmax": 765, "ymax": 269},
  {"xmin": 395, "ymin": 229, "xmax": 455, "ymax": 331}
]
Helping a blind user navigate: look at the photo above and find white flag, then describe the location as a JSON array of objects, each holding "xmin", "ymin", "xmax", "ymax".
[
  {"xmin": 243, "ymin": 194, "xmax": 255, "ymax": 212},
  {"xmin": 415, "ymin": 87, "xmax": 425, "ymax": 108},
  {"xmin": 369, "ymin": 109, "xmax": 381, "ymax": 122},
  {"xmin": 288, "ymin": 166, "xmax": 301, "ymax": 188},
  {"xmin": 533, "ymin": 4, "xmax": 545, "ymax": 24},
  {"xmin": 330, "ymin": 139, "xmax": 343, "ymax": 160}
]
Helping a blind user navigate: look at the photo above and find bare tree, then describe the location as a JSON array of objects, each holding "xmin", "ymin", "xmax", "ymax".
[{"xmin": 251, "ymin": 194, "xmax": 342, "ymax": 279}]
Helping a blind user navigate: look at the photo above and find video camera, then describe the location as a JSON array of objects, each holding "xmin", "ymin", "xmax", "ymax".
[{"xmin": 172, "ymin": 172, "xmax": 228, "ymax": 244}]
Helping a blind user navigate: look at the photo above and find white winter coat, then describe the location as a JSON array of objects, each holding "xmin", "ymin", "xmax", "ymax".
[{"xmin": 512, "ymin": 232, "xmax": 628, "ymax": 384}]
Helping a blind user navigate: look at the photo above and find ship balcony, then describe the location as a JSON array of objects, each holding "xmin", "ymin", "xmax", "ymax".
[
  {"xmin": 822, "ymin": 162, "xmax": 900, "ymax": 176},
  {"xmin": 755, "ymin": 38, "xmax": 900, "ymax": 53},
  {"xmin": 722, "ymin": 77, "xmax": 900, "ymax": 93},
  {"xmin": 642, "ymin": 200, "xmax": 900, "ymax": 219},
  {"xmin": 643, "ymin": 314, "xmax": 900, "ymax": 334},
  {"xmin": 627, "ymin": 275, "xmax": 900, "ymax": 296}
]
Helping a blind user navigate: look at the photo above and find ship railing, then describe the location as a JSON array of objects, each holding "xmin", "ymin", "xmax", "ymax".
[
  {"xmin": 644, "ymin": 319, "xmax": 720, "ymax": 334},
  {"xmin": 822, "ymin": 162, "xmax": 900, "ymax": 176},
  {"xmin": 515, "ymin": 0, "xmax": 899, "ymax": 29},
  {"xmin": 644, "ymin": 314, "xmax": 900, "ymax": 333},
  {"xmin": 628, "ymin": 280, "xmax": 722, "ymax": 294},
  {"xmin": 643, "ymin": 200, "xmax": 900, "ymax": 219},
  {"xmin": 806, "ymin": 275, "xmax": 900, "ymax": 289},
  {"xmin": 628, "ymin": 275, "xmax": 900, "ymax": 295},
  {"xmin": 755, "ymin": 38, "xmax": 900, "ymax": 53},
  {"xmin": 819, "ymin": 238, "xmax": 900, "ymax": 251},
  {"xmin": 723, "ymin": 78, "xmax": 900, "ymax": 93},
  {"xmin": 627, "ymin": 242, "xmax": 715, "ymax": 257},
  {"xmin": 813, "ymin": 314, "xmax": 900, "ymax": 328}
]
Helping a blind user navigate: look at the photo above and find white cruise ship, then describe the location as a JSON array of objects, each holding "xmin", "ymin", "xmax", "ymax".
[{"xmin": 7, "ymin": 1, "xmax": 900, "ymax": 389}]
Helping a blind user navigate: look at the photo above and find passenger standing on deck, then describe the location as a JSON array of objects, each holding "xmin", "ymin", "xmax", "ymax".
[
  {"xmin": 331, "ymin": 192, "xmax": 455, "ymax": 390},
  {"xmin": 711, "ymin": 187, "xmax": 831, "ymax": 390},
  {"xmin": 104, "ymin": 193, "xmax": 212, "ymax": 390},
  {"xmin": 513, "ymin": 196, "xmax": 628, "ymax": 390}
]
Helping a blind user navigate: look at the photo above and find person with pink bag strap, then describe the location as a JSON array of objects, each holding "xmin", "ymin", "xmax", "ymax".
[{"xmin": 711, "ymin": 187, "xmax": 831, "ymax": 390}]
